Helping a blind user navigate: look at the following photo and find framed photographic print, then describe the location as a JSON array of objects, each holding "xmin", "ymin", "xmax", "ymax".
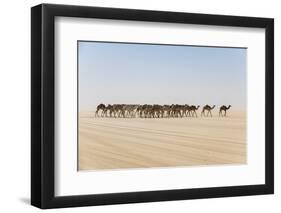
[{"xmin": 31, "ymin": 3, "xmax": 274, "ymax": 209}]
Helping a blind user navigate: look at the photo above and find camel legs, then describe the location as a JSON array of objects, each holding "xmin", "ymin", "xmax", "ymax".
[
  {"xmin": 201, "ymin": 110, "xmax": 205, "ymax": 117},
  {"xmin": 206, "ymin": 110, "xmax": 212, "ymax": 117},
  {"xmin": 192, "ymin": 110, "xmax": 197, "ymax": 117},
  {"xmin": 103, "ymin": 110, "xmax": 106, "ymax": 117},
  {"xmin": 219, "ymin": 110, "xmax": 226, "ymax": 117},
  {"xmin": 179, "ymin": 110, "xmax": 183, "ymax": 117},
  {"xmin": 191, "ymin": 111, "xmax": 194, "ymax": 117},
  {"xmin": 95, "ymin": 110, "xmax": 99, "ymax": 117}
]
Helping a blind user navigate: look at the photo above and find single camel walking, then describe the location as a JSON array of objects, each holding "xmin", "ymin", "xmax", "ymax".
[
  {"xmin": 95, "ymin": 103, "xmax": 106, "ymax": 117},
  {"xmin": 190, "ymin": 105, "xmax": 200, "ymax": 117},
  {"xmin": 219, "ymin": 105, "xmax": 231, "ymax": 117},
  {"xmin": 201, "ymin": 105, "xmax": 216, "ymax": 117}
]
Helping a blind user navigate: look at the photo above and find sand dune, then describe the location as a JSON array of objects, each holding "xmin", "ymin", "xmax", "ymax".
[{"xmin": 78, "ymin": 111, "xmax": 246, "ymax": 170}]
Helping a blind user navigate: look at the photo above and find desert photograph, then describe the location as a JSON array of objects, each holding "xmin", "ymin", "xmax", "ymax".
[{"xmin": 78, "ymin": 41, "xmax": 247, "ymax": 171}]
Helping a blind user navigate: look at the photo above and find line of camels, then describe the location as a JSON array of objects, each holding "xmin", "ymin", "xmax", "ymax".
[{"xmin": 95, "ymin": 104, "xmax": 231, "ymax": 118}]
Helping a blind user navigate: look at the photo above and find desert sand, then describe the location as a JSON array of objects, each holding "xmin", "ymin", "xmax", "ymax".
[{"xmin": 78, "ymin": 111, "xmax": 246, "ymax": 171}]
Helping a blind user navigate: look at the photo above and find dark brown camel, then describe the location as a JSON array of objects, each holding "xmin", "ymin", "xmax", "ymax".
[
  {"xmin": 219, "ymin": 105, "xmax": 231, "ymax": 117},
  {"xmin": 201, "ymin": 105, "xmax": 216, "ymax": 117},
  {"xmin": 183, "ymin": 104, "xmax": 191, "ymax": 117},
  {"xmin": 190, "ymin": 105, "xmax": 200, "ymax": 117},
  {"xmin": 95, "ymin": 103, "xmax": 106, "ymax": 117}
]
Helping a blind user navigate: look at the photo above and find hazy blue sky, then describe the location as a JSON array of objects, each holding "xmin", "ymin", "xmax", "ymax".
[{"xmin": 78, "ymin": 41, "xmax": 246, "ymax": 111}]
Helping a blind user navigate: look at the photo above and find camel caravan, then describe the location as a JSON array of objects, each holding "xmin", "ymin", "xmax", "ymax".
[{"xmin": 95, "ymin": 104, "xmax": 231, "ymax": 118}]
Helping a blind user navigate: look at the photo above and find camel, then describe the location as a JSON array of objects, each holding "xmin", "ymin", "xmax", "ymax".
[
  {"xmin": 171, "ymin": 104, "xmax": 183, "ymax": 117},
  {"xmin": 201, "ymin": 105, "xmax": 216, "ymax": 117},
  {"xmin": 104, "ymin": 104, "xmax": 114, "ymax": 117},
  {"xmin": 183, "ymin": 104, "xmax": 191, "ymax": 117},
  {"xmin": 161, "ymin": 105, "xmax": 171, "ymax": 118},
  {"xmin": 123, "ymin": 104, "xmax": 139, "ymax": 118},
  {"xmin": 136, "ymin": 105, "xmax": 146, "ymax": 118},
  {"xmin": 190, "ymin": 105, "xmax": 200, "ymax": 117},
  {"xmin": 150, "ymin": 105, "xmax": 161, "ymax": 118},
  {"xmin": 219, "ymin": 105, "xmax": 231, "ymax": 117},
  {"xmin": 145, "ymin": 105, "xmax": 154, "ymax": 118},
  {"xmin": 95, "ymin": 103, "xmax": 106, "ymax": 117}
]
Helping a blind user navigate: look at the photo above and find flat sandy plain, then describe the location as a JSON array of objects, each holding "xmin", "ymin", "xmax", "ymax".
[{"xmin": 78, "ymin": 111, "xmax": 246, "ymax": 171}]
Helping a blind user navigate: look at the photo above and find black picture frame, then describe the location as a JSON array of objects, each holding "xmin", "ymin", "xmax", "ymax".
[{"xmin": 31, "ymin": 3, "xmax": 274, "ymax": 209}]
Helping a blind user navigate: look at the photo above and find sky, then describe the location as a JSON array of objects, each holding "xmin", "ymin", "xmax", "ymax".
[{"xmin": 78, "ymin": 41, "xmax": 247, "ymax": 111}]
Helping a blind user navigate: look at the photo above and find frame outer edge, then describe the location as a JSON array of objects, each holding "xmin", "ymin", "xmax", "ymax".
[
  {"xmin": 31, "ymin": 3, "xmax": 274, "ymax": 209},
  {"xmin": 42, "ymin": 3, "xmax": 56, "ymax": 208},
  {"xmin": 265, "ymin": 19, "xmax": 274, "ymax": 193},
  {"xmin": 31, "ymin": 4, "xmax": 43, "ymax": 208}
]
